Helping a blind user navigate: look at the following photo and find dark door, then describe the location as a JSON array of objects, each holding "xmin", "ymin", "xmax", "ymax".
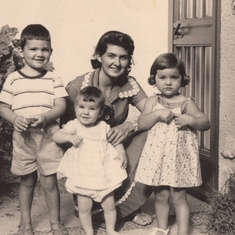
[{"xmin": 169, "ymin": 0, "xmax": 220, "ymax": 201}]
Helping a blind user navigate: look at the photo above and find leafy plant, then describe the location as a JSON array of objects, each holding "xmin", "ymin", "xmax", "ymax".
[
  {"xmin": 206, "ymin": 172, "xmax": 235, "ymax": 234},
  {"xmin": 0, "ymin": 25, "xmax": 22, "ymax": 154}
]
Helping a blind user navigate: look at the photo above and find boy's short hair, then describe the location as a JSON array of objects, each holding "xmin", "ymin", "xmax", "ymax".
[{"xmin": 20, "ymin": 24, "xmax": 51, "ymax": 49}]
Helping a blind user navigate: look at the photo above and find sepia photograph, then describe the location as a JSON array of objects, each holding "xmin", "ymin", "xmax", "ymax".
[{"xmin": 0, "ymin": 0, "xmax": 234, "ymax": 234}]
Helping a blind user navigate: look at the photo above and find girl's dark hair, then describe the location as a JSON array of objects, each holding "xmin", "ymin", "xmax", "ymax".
[
  {"xmin": 20, "ymin": 24, "xmax": 51, "ymax": 49},
  {"xmin": 90, "ymin": 30, "xmax": 135, "ymax": 74},
  {"xmin": 75, "ymin": 86, "xmax": 105, "ymax": 112},
  {"xmin": 148, "ymin": 53, "xmax": 190, "ymax": 87}
]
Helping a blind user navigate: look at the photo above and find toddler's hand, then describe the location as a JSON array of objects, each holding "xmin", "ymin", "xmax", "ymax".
[
  {"xmin": 69, "ymin": 135, "xmax": 83, "ymax": 147},
  {"xmin": 158, "ymin": 109, "xmax": 175, "ymax": 124},
  {"xmin": 13, "ymin": 115, "xmax": 28, "ymax": 132},
  {"xmin": 115, "ymin": 153, "xmax": 127, "ymax": 169},
  {"xmin": 174, "ymin": 113, "xmax": 192, "ymax": 129}
]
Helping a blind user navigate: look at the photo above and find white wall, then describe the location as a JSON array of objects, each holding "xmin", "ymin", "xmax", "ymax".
[
  {"xmin": 218, "ymin": 0, "xmax": 235, "ymax": 189},
  {"xmin": 0, "ymin": 0, "xmax": 168, "ymax": 95}
]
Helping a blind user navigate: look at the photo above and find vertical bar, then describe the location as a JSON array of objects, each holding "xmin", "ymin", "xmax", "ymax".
[
  {"xmin": 188, "ymin": 46, "xmax": 195, "ymax": 97},
  {"xmin": 206, "ymin": 0, "xmax": 213, "ymax": 17},
  {"xmin": 200, "ymin": 46, "xmax": 205, "ymax": 147},
  {"xmin": 202, "ymin": 0, "xmax": 206, "ymax": 18},
  {"xmin": 190, "ymin": 47, "xmax": 195, "ymax": 98},
  {"xmin": 196, "ymin": 0, "xmax": 203, "ymax": 18},
  {"xmin": 173, "ymin": 0, "xmax": 181, "ymax": 21},
  {"xmin": 192, "ymin": 0, "xmax": 197, "ymax": 19},
  {"xmin": 204, "ymin": 47, "xmax": 211, "ymax": 150},
  {"xmin": 181, "ymin": 0, "xmax": 187, "ymax": 19},
  {"xmin": 180, "ymin": 46, "xmax": 186, "ymax": 96},
  {"xmin": 169, "ymin": 0, "xmax": 174, "ymax": 52},
  {"xmin": 194, "ymin": 47, "xmax": 200, "ymax": 106}
]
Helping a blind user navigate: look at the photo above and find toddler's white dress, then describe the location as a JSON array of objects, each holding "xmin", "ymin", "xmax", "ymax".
[
  {"xmin": 57, "ymin": 120, "xmax": 127, "ymax": 201},
  {"xmin": 135, "ymin": 95, "xmax": 202, "ymax": 188}
]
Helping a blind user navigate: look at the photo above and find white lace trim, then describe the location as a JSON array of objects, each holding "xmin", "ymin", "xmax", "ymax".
[
  {"xmin": 115, "ymin": 180, "xmax": 137, "ymax": 205},
  {"xmin": 118, "ymin": 77, "xmax": 140, "ymax": 98},
  {"xmin": 81, "ymin": 72, "xmax": 140, "ymax": 99},
  {"xmin": 81, "ymin": 70, "xmax": 93, "ymax": 90}
]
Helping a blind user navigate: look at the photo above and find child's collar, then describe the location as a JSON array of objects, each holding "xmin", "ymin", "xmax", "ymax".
[{"xmin": 18, "ymin": 69, "xmax": 47, "ymax": 78}]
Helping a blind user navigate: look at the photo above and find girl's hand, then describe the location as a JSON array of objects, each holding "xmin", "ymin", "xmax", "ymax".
[
  {"xmin": 158, "ymin": 109, "xmax": 175, "ymax": 124},
  {"xmin": 115, "ymin": 152, "xmax": 127, "ymax": 169},
  {"xmin": 69, "ymin": 135, "xmax": 83, "ymax": 147},
  {"xmin": 13, "ymin": 115, "xmax": 29, "ymax": 132},
  {"xmin": 107, "ymin": 122, "xmax": 132, "ymax": 146},
  {"xmin": 174, "ymin": 113, "xmax": 191, "ymax": 129}
]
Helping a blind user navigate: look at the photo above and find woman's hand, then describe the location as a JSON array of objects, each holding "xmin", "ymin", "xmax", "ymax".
[{"xmin": 107, "ymin": 122, "xmax": 133, "ymax": 146}]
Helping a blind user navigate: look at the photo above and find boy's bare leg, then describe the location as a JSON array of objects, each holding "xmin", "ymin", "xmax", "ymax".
[
  {"xmin": 19, "ymin": 171, "xmax": 37, "ymax": 227},
  {"xmin": 77, "ymin": 194, "xmax": 94, "ymax": 235},
  {"xmin": 40, "ymin": 174, "xmax": 61, "ymax": 224},
  {"xmin": 101, "ymin": 192, "xmax": 120, "ymax": 235}
]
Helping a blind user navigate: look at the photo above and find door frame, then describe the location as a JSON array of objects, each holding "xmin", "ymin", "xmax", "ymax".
[{"xmin": 168, "ymin": 0, "xmax": 221, "ymax": 201}]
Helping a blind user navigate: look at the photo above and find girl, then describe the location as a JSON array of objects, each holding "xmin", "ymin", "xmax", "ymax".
[
  {"xmin": 134, "ymin": 53, "xmax": 210, "ymax": 235},
  {"xmin": 53, "ymin": 86, "xmax": 127, "ymax": 235}
]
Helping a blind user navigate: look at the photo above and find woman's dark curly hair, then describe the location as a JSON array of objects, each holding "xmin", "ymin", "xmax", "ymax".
[
  {"xmin": 90, "ymin": 30, "xmax": 135, "ymax": 75},
  {"xmin": 148, "ymin": 53, "xmax": 190, "ymax": 87}
]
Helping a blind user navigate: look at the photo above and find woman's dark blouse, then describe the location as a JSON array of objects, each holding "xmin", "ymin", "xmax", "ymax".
[{"xmin": 61, "ymin": 68, "xmax": 147, "ymax": 127}]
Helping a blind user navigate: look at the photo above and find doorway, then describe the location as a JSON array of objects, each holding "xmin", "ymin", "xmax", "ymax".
[{"xmin": 168, "ymin": 0, "xmax": 220, "ymax": 201}]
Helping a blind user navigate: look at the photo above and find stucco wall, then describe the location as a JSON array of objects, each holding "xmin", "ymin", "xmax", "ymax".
[{"xmin": 219, "ymin": 0, "xmax": 235, "ymax": 189}]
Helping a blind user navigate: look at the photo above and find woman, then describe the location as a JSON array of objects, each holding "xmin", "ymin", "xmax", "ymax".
[{"xmin": 60, "ymin": 31, "xmax": 153, "ymax": 226}]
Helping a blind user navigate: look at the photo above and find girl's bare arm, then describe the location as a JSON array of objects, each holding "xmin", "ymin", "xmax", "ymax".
[{"xmin": 175, "ymin": 100, "xmax": 210, "ymax": 131}]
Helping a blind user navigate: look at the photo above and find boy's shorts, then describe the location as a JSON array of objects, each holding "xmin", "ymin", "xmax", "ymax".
[{"xmin": 11, "ymin": 122, "xmax": 63, "ymax": 176}]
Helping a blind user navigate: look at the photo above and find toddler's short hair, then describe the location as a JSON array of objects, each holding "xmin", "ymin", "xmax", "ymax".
[
  {"xmin": 75, "ymin": 86, "xmax": 105, "ymax": 112},
  {"xmin": 20, "ymin": 24, "xmax": 51, "ymax": 49}
]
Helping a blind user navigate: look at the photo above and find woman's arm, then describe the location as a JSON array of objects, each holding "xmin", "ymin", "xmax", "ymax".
[
  {"xmin": 135, "ymin": 97, "xmax": 148, "ymax": 112},
  {"xmin": 107, "ymin": 97, "xmax": 148, "ymax": 146},
  {"xmin": 174, "ymin": 100, "xmax": 210, "ymax": 131}
]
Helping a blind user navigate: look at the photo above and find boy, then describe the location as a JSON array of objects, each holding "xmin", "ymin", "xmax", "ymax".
[{"xmin": 0, "ymin": 24, "xmax": 68, "ymax": 235}]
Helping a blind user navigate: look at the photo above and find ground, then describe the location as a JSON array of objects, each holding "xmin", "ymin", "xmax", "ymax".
[
  {"xmin": 0, "ymin": 152, "xmax": 211, "ymax": 235},
  {"xmin": 0, "ymin": 105, "xmax": 212, "ymax": 234}
]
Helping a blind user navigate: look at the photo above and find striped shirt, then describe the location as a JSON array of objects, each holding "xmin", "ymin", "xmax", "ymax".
[{"xmin": 0, "ymin": 70, "xmax": 68, "ymax": 117}]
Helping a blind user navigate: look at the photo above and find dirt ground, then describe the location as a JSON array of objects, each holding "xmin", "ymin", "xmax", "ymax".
[{"xmin": 0, "ymin": 153, "xmax": 210, "ymax": 235}]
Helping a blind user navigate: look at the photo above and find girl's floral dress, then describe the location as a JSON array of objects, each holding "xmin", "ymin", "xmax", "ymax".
[{"xmin": 135, "ymin": 95, "xmax": 202, "ymax": 188}]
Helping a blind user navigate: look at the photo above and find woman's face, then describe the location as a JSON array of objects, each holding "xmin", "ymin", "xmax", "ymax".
[{"xmin": 97, "ymin": 44, "xmax": 131, "ymax": 80}]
